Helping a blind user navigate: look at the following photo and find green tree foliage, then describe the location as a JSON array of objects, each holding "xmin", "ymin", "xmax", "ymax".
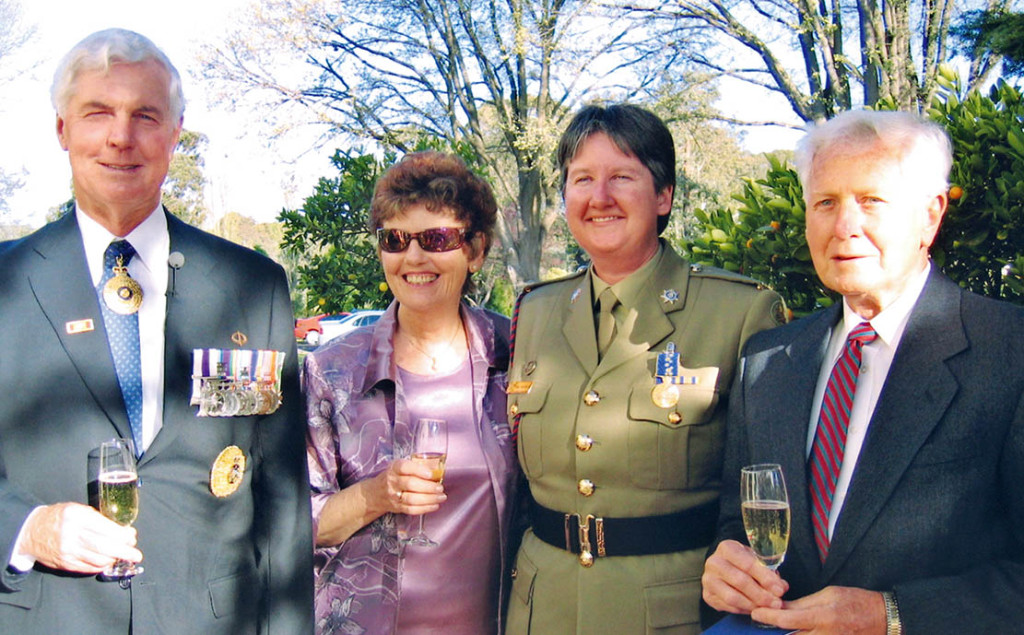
[
  {"xmin": 928, "ymin": 71, "xmax": 1024, "ymax": 302},
  {"xmin": 162, "ymin": 130, "xmax": 209, "ymax": 227},
  {"xmin": 952, "ymin": 9, "xmax": 1024, "ymax": 79},
  {"xmin": 281, "ymin": 141, "xmax": 518, "ymax": 316},
  {"xmin": 681, "ymin": 65, "xmax": 1024, "ymax": 313},
  {"xmin": 280, "ymin": 149, "xmax": 392, "ymax": 315},
  {"xmin": 681, "ymin": 155, "xmax": 831, "ymax": 316},
  {"xmin": 212, "ymin": 211, "xmax": 284, "ymax": 262}
]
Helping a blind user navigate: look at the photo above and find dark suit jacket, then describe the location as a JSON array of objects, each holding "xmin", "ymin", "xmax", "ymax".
[
  {"xmin": 0, "ymin": 211, "xmax": 313, "ymax": 634},
  {"xmin": 712, "ymin": 269, "xmax": 1024, "ymax": 633}
]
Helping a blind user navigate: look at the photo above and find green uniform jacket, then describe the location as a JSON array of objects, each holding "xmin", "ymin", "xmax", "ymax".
[{"xmin": 506, "ymin": 244, "xmax": 784, "ymax": 635}]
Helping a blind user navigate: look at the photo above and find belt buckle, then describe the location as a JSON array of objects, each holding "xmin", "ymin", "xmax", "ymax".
[{"xmin": 564, "ymin": 513, "xmax": 605, "ymax": 567}]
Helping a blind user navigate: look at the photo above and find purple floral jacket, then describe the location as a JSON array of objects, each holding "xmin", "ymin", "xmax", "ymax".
[{"xmin": 305, "ymin": 302, "xmax": 517, "ymax": 635}]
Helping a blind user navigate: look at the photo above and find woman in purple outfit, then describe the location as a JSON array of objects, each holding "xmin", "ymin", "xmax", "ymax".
[{"xmin": 304, "ymin": 152, "xmax": 519, "ymax": 635}]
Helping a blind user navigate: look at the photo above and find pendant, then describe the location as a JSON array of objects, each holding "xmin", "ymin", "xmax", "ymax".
[{"xmin": 103, "ymin": 256, "xmax": 143, "ymax": 315}]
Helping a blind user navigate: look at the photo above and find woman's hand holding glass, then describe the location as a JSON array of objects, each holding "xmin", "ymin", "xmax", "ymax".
[{"xmin": 372, "ymin": 454, "xmax": 447, "ymax": 518}]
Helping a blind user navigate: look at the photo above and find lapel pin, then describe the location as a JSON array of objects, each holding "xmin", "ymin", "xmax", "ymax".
[
  {"xmin": 570, "ymin": 288, "xmax": 582, "ymax": 304},
  {"xmin": 660, "ymin": 289, "xmax": 680, "ymax": 305},
  {"xmin": 231, "ymin": 331, "xmax": 248, "ymax": 347},
  {"xmin": 65, "ymin": 319, "xmax": 95, "ymax": 334}
]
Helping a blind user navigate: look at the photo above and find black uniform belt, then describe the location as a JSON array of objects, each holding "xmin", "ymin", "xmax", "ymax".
[{"xmin": 530, "ymin": 499, "xmax": 719, "ymax": 558}]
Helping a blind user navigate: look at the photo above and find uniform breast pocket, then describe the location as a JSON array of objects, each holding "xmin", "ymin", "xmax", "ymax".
[
  {"xmin": 627, "ymin": 376, "xmax": 718, "ymax": 490},
  {"xmin": 511, "ymin": 382, "xmax": 551, "ymax": 478}
]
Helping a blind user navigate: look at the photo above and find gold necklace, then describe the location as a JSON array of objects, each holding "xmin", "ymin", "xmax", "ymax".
[{"xmin": 400, "ymin": 325, "xmax": 463, "ymax": 372}]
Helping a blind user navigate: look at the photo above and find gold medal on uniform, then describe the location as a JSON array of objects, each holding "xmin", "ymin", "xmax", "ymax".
[
  {"xmin": 210, "ymin": 445, "xmax": 247, "ymax": 497},
  {"xmin": 652, "ymin": 342, "xmax": 682, "ymax": 408},
  {"xmin": 651, "ymin": 381, "xmax": 680, "ymax": 408},
  {"xmin": 103, "ymin": 255, "xmax": 143, "ymax": 315}
]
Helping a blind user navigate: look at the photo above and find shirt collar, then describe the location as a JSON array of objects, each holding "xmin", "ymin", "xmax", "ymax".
[
  {"xmin": 591, "ymin": 241, "xmax": 664, "ymax": 311},
  {"xmin": 840, "ymin": 261, "xmax": 931, "ymax": 347},
  {"xmin": 77, "ymin": 204, "xmax": 169, "ymax": 288}
]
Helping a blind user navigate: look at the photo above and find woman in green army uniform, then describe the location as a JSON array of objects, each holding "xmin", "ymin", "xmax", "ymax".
[{"xmin": 504, "ymin": 104, "xmax": 787, "ymax": 634}]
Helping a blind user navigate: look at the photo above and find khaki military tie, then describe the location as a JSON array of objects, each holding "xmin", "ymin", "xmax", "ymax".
[{"xmin": 596, "ymin": 287, "xmax": 618, "ymax": 358}]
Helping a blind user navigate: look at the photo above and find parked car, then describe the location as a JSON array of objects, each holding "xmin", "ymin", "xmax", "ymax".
[
  {"xmin": 318, "ymin": 310, "xmax": 385, "ymax": 345},
  {"xmin": 294, "ymin": 312, "xmax": 349, "ymax": 346}
]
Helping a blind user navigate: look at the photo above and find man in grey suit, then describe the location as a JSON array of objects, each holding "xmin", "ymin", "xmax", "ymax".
[
  {"xmin": 702, "ymin": 110, "xmax": 1024, "ymax": 634},
  {"xmin": 0, "ymin": 29, "xmax": 313, "ymax": 633}
]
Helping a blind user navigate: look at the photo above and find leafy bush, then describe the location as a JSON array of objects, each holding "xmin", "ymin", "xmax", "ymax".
[
  {"xmin": 928, "ymin": 72, "xmax": 1024, "ymax": 302},
  {"xmin": 681, "ymin": 66, "xmax": 1024, "ymax": 313},
  {"xmin": 681, "ymin": 155, "xmax": 834, "ymax": 316}
]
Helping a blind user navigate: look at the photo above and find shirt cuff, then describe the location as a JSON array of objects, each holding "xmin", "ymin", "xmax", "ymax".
[{"xmin": 8, "ymin": 507, "xmax": 43, "ymax": 573}]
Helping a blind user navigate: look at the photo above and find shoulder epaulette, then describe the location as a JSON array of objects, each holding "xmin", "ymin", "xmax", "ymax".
[
  {"xmin": 520, "ymin": 267, "xmax": 587, "ymax": 296},
  {"xmin": 687, "ymin": 262, "xmax": 769, "ymax": 290}
]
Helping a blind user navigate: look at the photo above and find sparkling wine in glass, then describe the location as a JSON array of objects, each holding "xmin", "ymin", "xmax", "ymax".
[
  {"xmin": 741, "ymin": 463, "xmax": 790, "ymax": 628},
  {"xmin": 98, "ymin": 438, "xmax": 143, "ymax": 578},
  {"xmin": 407, "ymin": 418, "xmax": 447, "ymax": 548}
]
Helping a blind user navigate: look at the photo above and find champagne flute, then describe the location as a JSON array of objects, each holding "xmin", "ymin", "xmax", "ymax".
[
  {"xmin": 98, "ymin": 438, "xmax": 143, "ymax": 578},
  {"xmin": 741, "ymin": 463, "xmax": 789, "ymax": 628},
  {"xmin": 406, "ymin": 418, "xmax": 447, "ymax": 548}
]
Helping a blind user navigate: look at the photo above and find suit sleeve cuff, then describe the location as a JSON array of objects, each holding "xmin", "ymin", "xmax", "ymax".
[{"xmin": 8, "ymin": 507, "xmax": 42, "ymax": 573}]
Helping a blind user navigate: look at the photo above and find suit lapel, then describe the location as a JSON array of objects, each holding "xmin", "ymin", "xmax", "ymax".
[
  {"xmin": 145, "ymin": 214, "xmax": 255, "ymax": 463},
  {"xmin": 823, "ymin": 271, "xmax": 965, "ymax": 581},
  {"xmin": 26, "ymin": 214, "xmax": 133, "ymax": 441},
  {"xmin": 145, "ymin": 215, "xmax": 216, "ymax": 462},
  {"xmin": 757, "ymin": 307, "xmax": 837, "ymax": 581},
  {"xmin": 561, "ymin": 276, "xmax": 598, "ymax": 373}
]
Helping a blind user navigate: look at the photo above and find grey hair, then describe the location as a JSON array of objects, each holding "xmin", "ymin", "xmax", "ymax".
[
  {"xmin": 794, "ymin": 110, "xmax": 952, "ymax": 199},
  {"xmin": 51, "ymin": 28, "xmax": 185, "ymax": 122}
]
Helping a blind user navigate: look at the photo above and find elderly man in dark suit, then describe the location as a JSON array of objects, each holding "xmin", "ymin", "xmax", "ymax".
[
  {"xmin": 702, "ymin": 109, "xmax": 1024, "ymax": 634},
  {"xmin": 0, "ymin": 29, "xmax": 313, "ymax": 633}
]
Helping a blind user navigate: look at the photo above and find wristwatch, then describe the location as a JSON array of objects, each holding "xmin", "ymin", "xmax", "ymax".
[{"xmin": 882, "ymin": 591, "xmax": 903, "ymax": 635}]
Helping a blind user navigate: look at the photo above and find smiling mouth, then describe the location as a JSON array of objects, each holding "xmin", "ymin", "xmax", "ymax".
[
  {"xmin": 102, "ymin": 163, "xmax": 142, "ymax": 172},
  {"xmin": 404, "ymin": 273, "xmax": 438, "ymax": 285},
  {"xmin": 588, "ymin": 215, "xmax": 622, "ymax": 224}
]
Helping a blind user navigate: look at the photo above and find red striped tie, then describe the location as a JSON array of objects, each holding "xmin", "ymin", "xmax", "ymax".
[{"xmin": 808, "ymin": 322, "xmax": 877, "ymax": 561}]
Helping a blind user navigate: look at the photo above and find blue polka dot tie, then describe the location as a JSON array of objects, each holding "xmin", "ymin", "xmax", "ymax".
[{"xmin": 97, "ymin": 240, "xmax": 144, "ymax": 455}]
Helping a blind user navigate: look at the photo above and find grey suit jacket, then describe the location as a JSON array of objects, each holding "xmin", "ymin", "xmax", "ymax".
[
  {"xmin": 711, "ymin": 268, "xmax": 1024, "ymax": 633},
  {"xmin": 0, "ymin": 211, "xmax": 313, "ymax": 634}
]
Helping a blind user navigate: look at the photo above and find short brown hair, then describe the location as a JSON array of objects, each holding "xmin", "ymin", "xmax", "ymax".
[{"xmin": 370, "ymin": 152, "xmax": 498, "ymax": 294}]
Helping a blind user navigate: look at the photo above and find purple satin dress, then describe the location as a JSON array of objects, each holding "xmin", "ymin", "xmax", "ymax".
[{"xmin": 396, "ymin": 361, "xmax": 501, "ymax": 634}]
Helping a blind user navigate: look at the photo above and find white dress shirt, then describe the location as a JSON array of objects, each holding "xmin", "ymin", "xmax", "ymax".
[{"xmin": 806, "ymin": 263, "xmax": 932, "ymax": 539}]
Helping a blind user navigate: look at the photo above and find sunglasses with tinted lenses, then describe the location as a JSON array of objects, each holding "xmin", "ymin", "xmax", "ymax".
[{"xmin": 376, "ymin": 227, "xmax": 472, "ymax": 253}]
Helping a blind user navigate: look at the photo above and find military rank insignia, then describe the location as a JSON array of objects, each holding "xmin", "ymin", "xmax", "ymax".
[{"xmin": 191, "ymin": 348, "xmax": 285, "ymax": 417}]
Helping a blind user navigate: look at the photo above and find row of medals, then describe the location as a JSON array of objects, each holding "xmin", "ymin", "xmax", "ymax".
[{"xmin": 199, "ymin": 379, "xmax": 282, "ymax": 417}]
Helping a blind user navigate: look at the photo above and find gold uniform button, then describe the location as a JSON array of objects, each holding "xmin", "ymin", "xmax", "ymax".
[
  {"xmin": 668, "ymin": 411, "xmax": 682, "ymax": 424},
  {"xmin": 575, "ymin": 434, "xmax": 594, "ymax": 451},
  {"xmin": 583, "ymin": 390, "xmax": 600, "ymax": 406},
  {"xmin": 579, "ymin": 551, "xmax": 595, "ymax": 567},
  {"xmin": 509, "ymin": 403, "xmax": 520, "ymax": 416},
  {"xmin": 578, "ymin": 479, "xmax": 595, "ymax": 496}
]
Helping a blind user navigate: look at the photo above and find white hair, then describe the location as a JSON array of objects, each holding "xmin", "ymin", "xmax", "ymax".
[
  {"xmin": 51, "ymin": 28, "xmax": 185, "ymax": 122},
  {"xmin": 794, "ymin": 110, "xmax": 952, "ymax": 199}
]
